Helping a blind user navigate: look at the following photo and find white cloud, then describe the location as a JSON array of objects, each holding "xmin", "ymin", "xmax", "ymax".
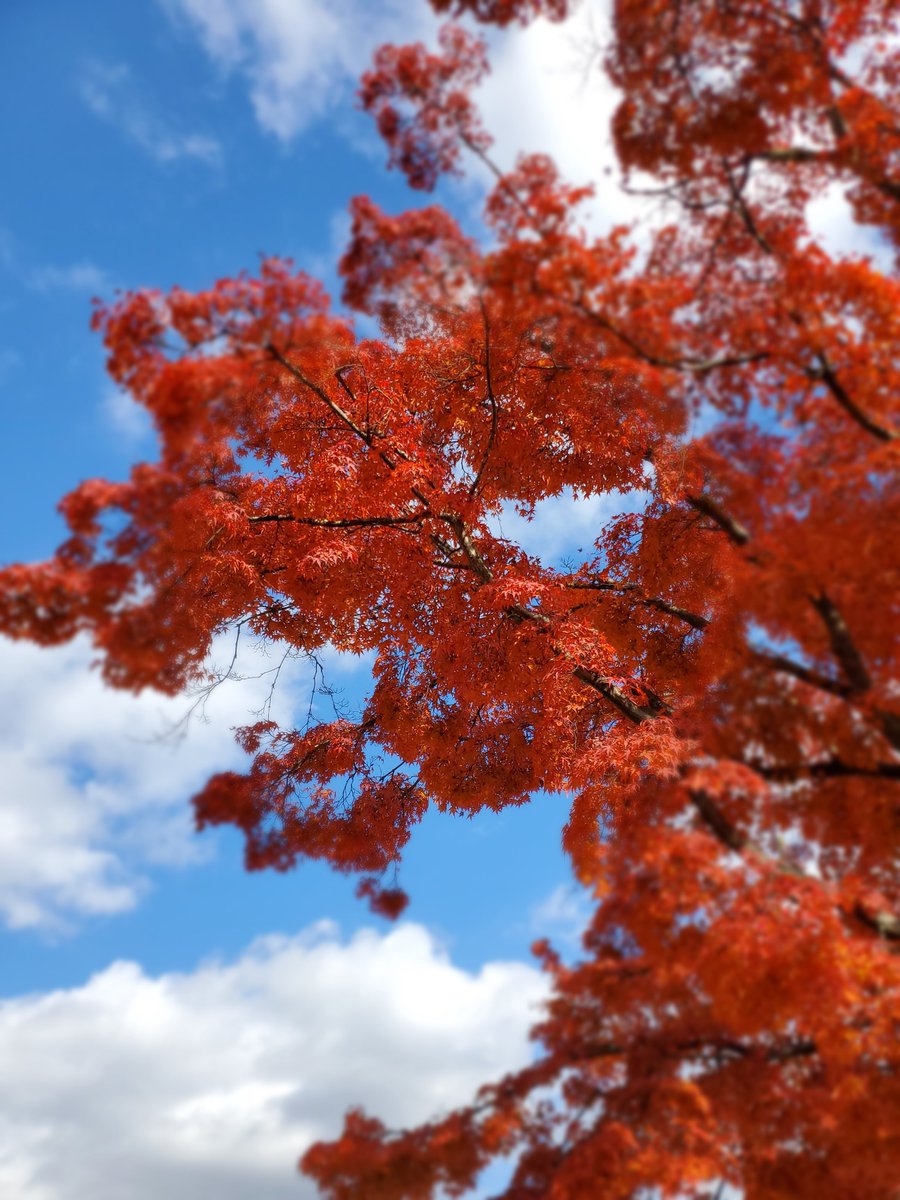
[
  {"xmin": 805, "ymin": 180, "xmax": 895, "ymax": 271},
  {"xmin": 102, "ymin": 387, "xmax": 156, "ymax": 445},
  {"xmin": 156, "ymin": 0, "xmax": 650, "ymax": 236},
  {"xmin": 475, "ymin": 1, "xmax": 633, "ymax": 230},
  {"xmin": 530, "ymin": 881, "xmax": 592, "ymax": 951},
  {"xmin": 79, "ymin": 60, "xmax": 222, "ymax": 166},
  {"xmin": 28, "ymin": 263, "xmax": 112, "ymax": 294},
  {"xmin": 0, "ymin": 227, "xmax": 113, "ymax": 298},
  {"xmin": 157, "ymin": 0, "xmax": 619, "ymax": 182},
  {"xmin": 488, "ymin": 486, "xmax": 647, "ymax": 566},
  {"xmin": 0, "ymin": 922, "xmax": 546, "ymax": 1199},
  {"xmin": 160, "ymin": 0, "xmax": 435, "ymax": 142},
  {"xmin": 0, "ymin": 633, "xmax": 318, "ymax": 930}
]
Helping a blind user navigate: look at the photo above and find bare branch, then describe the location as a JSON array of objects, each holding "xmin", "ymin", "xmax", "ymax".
[
  {"xmin": 573, "ymin": 298, "xmax": 769, "ymax": 375},
  {"xmin": 723, "ymin": 160, "xmax": 774, "ymax": 254},
  {"xmin": 689, "ymin": 788, "xmax": 748, "ymax": 854},
  {"xmin": 854, "ymin": 903, "xmax": 900, "ymax": 941},
  {"xmin": 746, "ymin": 757, "xmax": 900, "ymax": 782},
  {"xmin": 439, "ymin": 513, "xmax": 494, "ymax": 583},
  {"xmin": 267, "ymin": 343, "xmax": 372, "ymax": 447}
]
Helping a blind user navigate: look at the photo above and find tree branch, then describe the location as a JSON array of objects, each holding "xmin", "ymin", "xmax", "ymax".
[
  {"xmin": 573, "ymin": 666, "xmax": 673, "ymax": 724},
  {"xmin": 691, "ymin": 784, "xmax": 900, "ymax": 944},
  {"xmin": 573, "ymin": 298, "xmax": 769, "ymax": 376},
  {"xmin": 854, "ymin": 903, "xmax": 900, "ymax": 941},
  {"xmin": 753, "ymin": 650, "xmax": 850, "ymax": 698},
  {"xmin": 569, "ymin": 577, "xmax": 709, "ymax": 631},
  {"xmin": 746, "ymin": 757, "xmax": 900, "ymax": 782},
  {"xmin": 267, "ymin": 343, "xmax": 373, "ymax": 447},
  {"xmin": 723, "ymin": 160, "xmax": 774, "ymax": 254},
  {"xmin": 689, "ymin": 788, "xmax": 749, "ymax": 854},
  {"xmin": 469, "ymin": 297, "xmax": 500, "ymax": 497},
  {"xmin": 687, "ymin": 494, "xmax": 751, "ymax": 546},
  {"xmin": 810, "ymin": 355, "xmax": 898, "ymax": 443},
  {"xmin": 809, "ymin": 592, "xmax": 872, "ymax": 694},
  {"xmin": 248, "ymin": 510, "xmax": 429, "ymax": 530}
]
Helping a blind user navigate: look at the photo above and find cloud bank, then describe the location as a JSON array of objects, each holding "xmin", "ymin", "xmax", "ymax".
[
  {"xmin": 0, "ymin": 922, "xmax": 546, "ymax": 1199},
  {"xmin": 0, "ymin": 634, "xmax": 317, "ymax": 929}
]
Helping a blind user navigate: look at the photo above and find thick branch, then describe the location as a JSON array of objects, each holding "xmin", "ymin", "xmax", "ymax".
[
  {"xmin": 854, "ymin": 904, "xmax": 900, "ymax": 941},
  {"xmin": 691, "ymin": 785, "xmax": 900, "ymax": 943},
  {"xmin": 753, "ymin": 650, "xmax": 850, "ymax": 698},
  {"xmin": 248, "ymin": 509, "xmax": 429, "ymax": 530},
  {"xmin": 573, "ymin": 666, "xmax": 672, "ymax": 724},
  {"xmin": 876, "ymin": 710, "xmax": 900, "ymax": 754},
  {"xmin": 811, "ymin": 355, "xmax": 898, "ymax": 443},
  {"xmin": 689, "ymin": 788, "xmax": 749, "ymax": 854},
  {"xmin": 687, "ymin": 494, "xmax": 751, "ymax": 546},
  {"xmin": 749, "ymin": 146, "xmax": 823, "ymax": 166},
  {"xmin": 573, "ymin": 298, "xmax": 768, "ymax": 376},
  {"xmin": 747, "ymin": 758, "xmax": 900, "ymax": 782},
  {"xmin": 758, "ymin": 648, "xmax": 900, "ymax": 755},
  {"xmin": 810, "ymin": 592, "xmax": 872, "ymax": 694},
  {"xmin": 438, "ymin": 514, "xmax": 494, "ymax": 583}
]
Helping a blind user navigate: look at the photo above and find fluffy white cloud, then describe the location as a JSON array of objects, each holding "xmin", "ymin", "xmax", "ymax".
[
  {"xmin": 806, "ymin": 180, "xmax": 895, "ymax": 270},
  {"xmin": 0, "ymin": 634, "xmax": 325, "ymax": 929},
  {"xmin": 0, "ymin": 922, "xmax": 546, "ymax": 1199},
  {"xmin": 160, "ymin": 0, "xmax": 896, "ymax": 264},
  {"xmin": 160, "ymin": 0, "xmax": 436, "ymax": 141},
  {"xmin": 475, "ymin": 1, "xmax": 632, "ymax": 229}
]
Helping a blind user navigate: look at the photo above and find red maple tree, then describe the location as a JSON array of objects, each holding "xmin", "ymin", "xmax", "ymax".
[{"xmin": 3, "ymin": 1, "xmax": 899, "ymax": 1195}]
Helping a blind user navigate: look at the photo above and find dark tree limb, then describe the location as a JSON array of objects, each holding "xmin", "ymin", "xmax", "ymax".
[
  {"xmin": 809, "ymin": 592, "xmax": 872, "ymax": 694},
  {"xmin": 811, "ymin": 355, "xmax": 898, "ymax": 443},
  {"xmin": 753, "ymin": 650, "xmax": 850, "ymax": 698},
  {"xmin": 248, "ymin": 509, "xmax": 429, "ymax": 530},
  {"xmin": 569, "ymin": 577, "xmax": 709, "ymax": 631},
  {"xmin": 687, "ymin": 494, "xmax": 751, "ymax": 546}
]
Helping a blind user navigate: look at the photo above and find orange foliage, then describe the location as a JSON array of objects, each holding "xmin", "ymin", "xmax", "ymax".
[{"xmin": 3, "ymin": 0, "xmax": 900, "ymax": 1195}]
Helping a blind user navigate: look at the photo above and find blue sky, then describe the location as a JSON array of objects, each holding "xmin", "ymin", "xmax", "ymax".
[{"xmin": 0, "ymin": 2, "xmax": 633, "ymax": 1195}]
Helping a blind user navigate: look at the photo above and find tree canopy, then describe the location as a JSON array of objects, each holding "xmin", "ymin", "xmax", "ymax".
[{"xmin": 2, "ymin": 0, "xmax": 899, "ymax": 1195}]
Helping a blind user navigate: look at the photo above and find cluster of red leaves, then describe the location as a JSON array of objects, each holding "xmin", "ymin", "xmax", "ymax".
[
  {"xmin": 2, "ymin": 0, "xmax": 900, "ymax": 1196},
  {"xmin": 609, "ymin": 0, "xmax": 900, "ymax": 256},
  {"xmin": 430, "ymin": 0, "xmax": 571, "ymax": 24},
  {"xmin": 360, "ymin": 25, "xmax": 491, "ymax": 190},
  {"xmin": 308, "ymin": 828, "xmax": 900, "ymax": 1198}
]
